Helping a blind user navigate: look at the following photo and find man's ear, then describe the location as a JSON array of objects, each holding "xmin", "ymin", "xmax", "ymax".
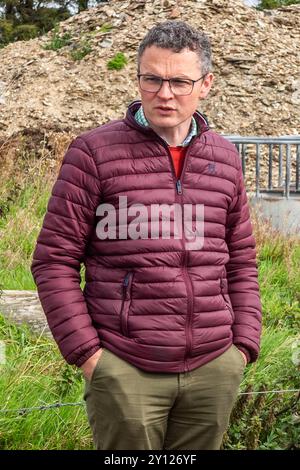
[{"xmin": 199, "ymin": 73, "xmax": 214, "ymax": 100}]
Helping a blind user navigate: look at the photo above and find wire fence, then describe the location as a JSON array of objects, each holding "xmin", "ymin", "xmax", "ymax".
[{"xmin": 0, "ymin": 388, "xmax": 299, "ymax": 416}]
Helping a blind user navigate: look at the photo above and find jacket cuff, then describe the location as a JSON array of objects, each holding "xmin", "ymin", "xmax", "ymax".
[
  {"xmin": 74, "ymin": 345, "xmax": 102, "ymax": 367},
  {"xmin": 234, "ymin": 344, "xmax": 251, "ymax": 364}
]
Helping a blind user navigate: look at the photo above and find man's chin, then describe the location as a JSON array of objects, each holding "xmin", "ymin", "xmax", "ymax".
[{"xmin": 149, "ymin": 115, "xmax": 177, "ymax": 129}]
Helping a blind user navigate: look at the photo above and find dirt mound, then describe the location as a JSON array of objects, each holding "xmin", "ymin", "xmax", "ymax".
[{"xmin": 0, "ymin": 0, "xmax": 299, "ymax": 141}]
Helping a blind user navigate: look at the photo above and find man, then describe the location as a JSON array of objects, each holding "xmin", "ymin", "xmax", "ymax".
[{"xmin": 31, "ymin": 21, "xmax": 262, "ymax": 450}]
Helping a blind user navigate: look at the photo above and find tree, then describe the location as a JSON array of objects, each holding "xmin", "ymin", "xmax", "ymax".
[
  {"xmin": 0, "ymin": 1, "xmax": 108, "ymax": 47},
  {"xmin": 258, "ymin": 0, "xmax": 300, "ymax": 9},
  {"xmin": 0, "ymin": 1, "xmax": 72, "ymax": 45},
  {"xmin": 78, "ymin": 0, "xmax": 88, "ymax": 12}
]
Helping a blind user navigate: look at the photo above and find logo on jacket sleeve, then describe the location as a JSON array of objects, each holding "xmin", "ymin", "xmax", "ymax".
[{"xmin": 207, "ymin": 162, "xmax": 216, "ymax": 174}]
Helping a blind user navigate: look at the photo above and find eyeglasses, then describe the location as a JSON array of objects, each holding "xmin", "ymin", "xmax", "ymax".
[{"xmin": 137, "ymin": 73, "xmax": 207, "ymax": 96}]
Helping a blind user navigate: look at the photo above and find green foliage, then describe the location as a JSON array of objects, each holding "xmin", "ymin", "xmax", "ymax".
[
  {"xmin": 0, "ymin": 174, "xmax": 87, "ymax": 290},
  {"xmin": 99, "ymin": 23, "xmax": 112, "ymax": 33},
  {"xmin": 0, "ymin": 314, "xmax": 299, "ymax": 449},
  {"xmin": 107, "ymin": 52, "xmax": 128, "ymax": 71},
  {"xmin": 70, "ymin": 40, "xmax": 92, "ymax": 61},
  {"xmin": 258, "ymin": 239, "xmax": 300, "ymax": 330},
  {"xmin": 0, "ymin": 315, "xmax": 92, "ymax": 450},
  {"xmin": 12, "ymin": 24, "xmax": 38, "ymax": 41},
  {"xmin": 222, "ymin": 328, "xmax": 300, "ymax": 450},
  {"xmin": 257, "ymin": 0, "xmax": 300, "ymax": 9},
  {"xmin": 0, "ymin": 5, "xmax": 71, "ymax": 47},
  {"xmin": 0, "ymin": 177, "xmax": 52, "ymax": 290},
  {"xmin": 42, "ymin": 24, "xmax": 92, "ymax": 61},
  {"xmin": 42, "ymin": 24, "xmax": 72, "ymax": 51},
  {"xmin": 0, "ymin": 19, "xmax": 14, "ymax": 45},
  {"xmin": 34, "ymin": 7, "xmax": 71, "ymax": 35}
]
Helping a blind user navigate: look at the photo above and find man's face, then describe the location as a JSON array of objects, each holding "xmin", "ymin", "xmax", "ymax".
[{"xmin": 137, "ymin": 45, "xmax": 213, "ymax": 133}]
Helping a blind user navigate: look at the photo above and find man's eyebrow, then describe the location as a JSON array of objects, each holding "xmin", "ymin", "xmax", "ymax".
[
  {"xmin": 171, "ymin": 75, "xmax": 192, "ymax": 80},
  {"xmin": 140, "ymin": 72, "xmax": 192, "ymax": 79}
]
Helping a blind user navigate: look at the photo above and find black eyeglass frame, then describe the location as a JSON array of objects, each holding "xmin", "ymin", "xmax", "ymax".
[{"xmin": 137, "ymin": 73, "xmax": 207, "ymax": 96}]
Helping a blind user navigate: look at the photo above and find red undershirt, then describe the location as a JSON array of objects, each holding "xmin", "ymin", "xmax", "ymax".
[{"xmin": 169, "ymin": 146, "xmax": 188, "ymax": 178}]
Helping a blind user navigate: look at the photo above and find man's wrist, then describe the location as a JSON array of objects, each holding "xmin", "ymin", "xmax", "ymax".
[
  {"xmin": 234, "ymin": 345, "xmax": 250, "ymax": 364},
  {"xmin": 75, "ymin": 345, "xmax": 102, "ymax": 368}
]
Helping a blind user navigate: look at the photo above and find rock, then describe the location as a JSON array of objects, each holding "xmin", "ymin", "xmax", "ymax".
[
  {"xmin": 99, "ymin": 38, "xmax": 114, "ymax": 48},
  {"xmin": 0, "ymin": 290, "xmax": 52, "ymax": 338}
]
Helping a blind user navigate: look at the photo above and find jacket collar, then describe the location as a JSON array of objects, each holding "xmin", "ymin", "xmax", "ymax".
[{"xmin": 124, "ymin": 99, "xmax": 209, "ymax": 140}]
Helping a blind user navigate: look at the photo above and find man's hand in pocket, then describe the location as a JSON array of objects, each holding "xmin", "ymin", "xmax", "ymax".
[
  {"xmin": 80, "ymin": 348, "xmax": 103, "ymax": 381},
  {"xmin": 237, "ymin": 349, "xmax": 248, "ymax": 367}
]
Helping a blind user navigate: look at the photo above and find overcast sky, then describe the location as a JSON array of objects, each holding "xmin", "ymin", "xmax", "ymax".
[{"xmin": 243, "ymin": 0, "xmax": 260, "ymax": 5}]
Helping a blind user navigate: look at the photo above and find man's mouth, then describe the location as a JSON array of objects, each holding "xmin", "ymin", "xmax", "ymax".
[
  {"xmin": 155, "ymin": 106, "xmax": 176, "ymax": 114},
  {"xmin": 156, "ymin": 106, "xmax": 175, "ymax": 110}
]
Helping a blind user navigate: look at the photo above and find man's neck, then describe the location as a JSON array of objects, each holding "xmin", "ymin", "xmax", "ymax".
[{"xmin": 145, "ymin": 115, "xmax": 192, "ymax": 147}]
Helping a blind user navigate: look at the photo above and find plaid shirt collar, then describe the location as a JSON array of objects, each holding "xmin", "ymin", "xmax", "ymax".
[{"xmin": 134, "ymin": 105, "xmax": 197, "ymax": 147}]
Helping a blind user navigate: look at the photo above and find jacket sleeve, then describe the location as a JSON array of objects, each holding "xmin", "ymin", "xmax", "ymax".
[
  {"xmin": 225, "ymin": 155, "xmax": 262, "ymax": 364},
  {"xmin": 31, "ymin": 136, "xmax": 102, "ymax": 367}
]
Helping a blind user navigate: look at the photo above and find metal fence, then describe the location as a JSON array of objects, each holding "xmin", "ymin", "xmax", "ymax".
[{"xmin": 224, "ymin": 135, "xmax": 300, "ymax": 199}]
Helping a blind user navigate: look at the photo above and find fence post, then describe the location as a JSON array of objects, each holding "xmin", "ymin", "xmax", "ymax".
[
  {"xmin": 256, "ymin": 143, "xmax": 260, "ymax": 197},
  {"xmin": 285, "ymin": 144, "xmax": 291, "ymax": 199}
]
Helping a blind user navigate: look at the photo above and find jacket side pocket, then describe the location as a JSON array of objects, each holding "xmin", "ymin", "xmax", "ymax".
[
  {"xmin": 120, "ymin": 271, "xmax": 134, "ymax": 337},
  {"xmin": 220, "ymin": 278, "xmax": 234, "ymax": 322}
]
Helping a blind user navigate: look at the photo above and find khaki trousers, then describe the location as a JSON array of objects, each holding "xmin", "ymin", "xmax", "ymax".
[{"xmin": 83, "ymin": 344, "xmax": 245, "ymax": 450}]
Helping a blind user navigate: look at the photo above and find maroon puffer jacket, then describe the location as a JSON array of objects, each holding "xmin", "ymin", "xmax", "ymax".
[{"xmin": 31, "ymin": 100, "xmax": 262, "ymax": 372}]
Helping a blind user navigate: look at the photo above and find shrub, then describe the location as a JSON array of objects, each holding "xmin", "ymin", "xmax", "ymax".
[
  {"xmin": 99, "ymin": 23, "xmax": 112, "ymax": 33},
  {"xmin": 0, "ymin": 20, "xmax": 14, "ymax": 46},
  {"xmin": 257, "ymin": 0, "xmax": 300, "ymax": 9},
  {"xmin": 12, "ymin": 24, "xmax": 39, "ymax": 41},
  {"xmin": 107, "ymin": 52, "xmax": 127, "ymax": 71},
  {"xmin": 70, "ymin": 41, "xmax": 92, "ymax": 61},
  {"xmin": 42, "ymin": 24, "xmax": 72, "ymax": 51}
]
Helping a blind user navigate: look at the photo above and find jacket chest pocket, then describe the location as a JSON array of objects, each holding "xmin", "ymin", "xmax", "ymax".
[
  {"xmin": 120, "ymin": 271, "xmax": 134, "ymax": 337},
  {"xmin": 220, "ymin": 278, "xmax": 234, "ymax": 322}
]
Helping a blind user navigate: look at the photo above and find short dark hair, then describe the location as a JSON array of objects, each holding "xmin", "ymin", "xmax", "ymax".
[{"xmin": 137, "ymin": 21, "xmax": 212, "ymax": 75}]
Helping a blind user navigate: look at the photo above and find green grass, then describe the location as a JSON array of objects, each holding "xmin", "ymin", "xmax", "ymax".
[
  {"xmin": 0, "ymin": 181, "xmax": 52, "ymax": 290},
  {"xmin": 0, "ymin": 315, "xmax": 92, "ymax": 450},
  {"xmin": 107, "ymin": 52, "xmax": 127, "ymax": 71},
  {"xmin": 257, "ymin": 235, "xmax": 300, "ymax": 331},
  {"xmin": 42, "ymin": 23, "xmax": 92, "ymax": 61},
  {"xmin": 70, "ymin": 41, "xmax": 92, "ymax": 61},
  {"xmin": 42, "ymin": 24, "xmax": 72, "ymax": 51},
  {"xmin": 222, "ymin": 326, "xmax": 300, "ymax": 450},
  {"xmin": 99, "ymin": 23, "xmax": 112, "ymax": 33},
  {"xmin": 0, "ymin": 314, "xmax": 298, "ymax": 450}
]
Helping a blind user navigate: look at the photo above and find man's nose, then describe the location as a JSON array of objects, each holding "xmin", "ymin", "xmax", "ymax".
[{"xmin": 157, "ymin": 80, "xmax": 174, "ymax": 99}]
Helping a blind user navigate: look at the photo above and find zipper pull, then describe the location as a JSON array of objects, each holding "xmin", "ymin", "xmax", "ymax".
[
  {"xmin": 123, "ymin": 272, "xmax": 131, "ymax": 287},
  {"xmin": 176, "ymin": 179, "xmax": 182, "ymax": 194},
  {"xmin": 123, "ymin": 272, "xmax": 133, "ymax": 300}
]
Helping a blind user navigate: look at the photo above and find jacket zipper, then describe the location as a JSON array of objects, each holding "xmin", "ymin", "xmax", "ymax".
[
  {"xmin": 156, "ymin": 136, "xmax": 198, "ymax": 371},
  {"xmin": 183, "ymin": 251, "xmax": 193, "ymax": 366},
  {"xmin": 120, "ymin": 271, "xmax": 134, "ymax": 336},
  {"xmin": 156, "ymin": 135, "xmax": 194, "ymax": 197},
  {"xmin": 127, "ymin": 116, "xmax": 208, "ymax": 368}
]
